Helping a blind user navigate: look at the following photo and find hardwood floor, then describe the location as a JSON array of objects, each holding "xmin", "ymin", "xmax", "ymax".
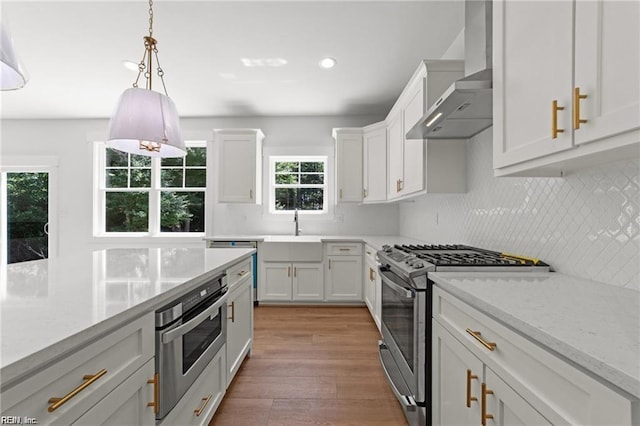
[{"xmin": 210, "ymin": 306, "xmax": 408, "ymax": 426}]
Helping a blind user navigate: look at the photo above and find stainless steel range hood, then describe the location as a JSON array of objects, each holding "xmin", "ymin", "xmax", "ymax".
[{"xmin": 407, "ymin": 0, "xmax": 493, "ymax": 140}]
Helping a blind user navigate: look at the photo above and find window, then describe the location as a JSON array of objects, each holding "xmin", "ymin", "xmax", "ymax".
[
  {"xmin": 269, "ymin": 156, "xmax": 327, "ymax": 214},
  {"xmin": 95, "ymin": 142, "xmax": 206, "ymax": 235}
]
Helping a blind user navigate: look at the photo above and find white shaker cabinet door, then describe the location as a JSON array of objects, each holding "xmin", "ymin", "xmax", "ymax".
[
  {"xmin": 260, "ymin": 262, "xmax": 293, "ymax": 300},
  {"xmin": 363, "ymin": 125, "xmax": 387, "ymax": 203},
  {"xmin": 573, "ymin": 0, "xmax": 640, "ymax": 146},
  {"xmin": 292, "ymin": 262, "xmax": 324, "ymax": 301},
  {"xmin": 493, "ymin": 0, "xmax": 574, "ymax": 168}
]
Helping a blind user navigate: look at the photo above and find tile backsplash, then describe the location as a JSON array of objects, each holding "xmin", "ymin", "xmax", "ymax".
[{"xmin": 399, "ymin": 129, "xmax": 640, "ymax": 290}]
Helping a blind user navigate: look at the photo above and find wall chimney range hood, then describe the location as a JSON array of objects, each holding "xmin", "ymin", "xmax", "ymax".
[{"xmin": 407, "ymin": 0, "xmax": 493, "ymax": 140}]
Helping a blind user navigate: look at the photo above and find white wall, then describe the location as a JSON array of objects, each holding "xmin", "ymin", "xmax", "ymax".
[
  {"xmin": 399, "ymin": 129, "xmax": 640, "ymax": 290},
  {"xmin": 1, "ymin": 115, "xmax": 399, "ymax": 256}
]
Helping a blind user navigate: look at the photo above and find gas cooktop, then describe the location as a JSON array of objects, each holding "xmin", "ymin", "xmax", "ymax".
[{"xmin": 378, "ymin": 243, "xmax": 550, "ymax": 279}]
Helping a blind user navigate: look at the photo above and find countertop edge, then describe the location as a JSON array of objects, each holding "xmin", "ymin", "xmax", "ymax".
[
  {"xmin": 0, "ymin": 249, "xmax": 255, "ymax": 387},
  {"xmin": 431, "ymin": 273, "xmax": 640, "ymax": 400}
]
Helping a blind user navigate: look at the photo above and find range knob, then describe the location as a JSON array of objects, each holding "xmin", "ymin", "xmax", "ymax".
[
  {"xmin": 382, "ymin": 245, "xmax": 392, "ymax": 253},
  {"xmin": 413, "ymin": 262, "xmax": 424, "ymax": 269}
]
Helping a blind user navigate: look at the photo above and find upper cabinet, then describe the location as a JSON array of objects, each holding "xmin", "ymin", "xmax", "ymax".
[
  {"xmin": 387, "ymin": 60, "xmax": 467, "ymax": 201},
  {"xmin": 362, "ymin": 122, "xmax": 387, "ymax": 203},
  {"xmin": 333, "ymin": 128, "xmax": 363, "ymax": 203},
  {"xmin": 493, "ymin": 0, "xmax": 640, "ymax": 177},
  {"xmin": 216, "ymin": 129, "xmax": 264, "ymax": 203}
]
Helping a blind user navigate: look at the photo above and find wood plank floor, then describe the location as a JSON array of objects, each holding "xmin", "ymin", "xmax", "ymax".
[{"xmin": 210, "ymin": 306, "xmax": 408, "ymax": 426}]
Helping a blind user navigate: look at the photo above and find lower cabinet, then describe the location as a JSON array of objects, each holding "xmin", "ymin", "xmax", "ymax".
[
  {"xmin": 432, "ymin": 286, "xmax": 635, "ymax": 425},
  {"xmin": 325, "ymin": 255, "xmax": 362, "ymax": 301},
  {"xmin": 72, "ymin": 359, "xmax": 156, "ymax": 425},
  {"xmin": 159, "ymin": 347, "xmax": 226, "ymax": 426},
  {"xmin": 260, "ymin": 262, "xmax": 323, "ymax": 301},
  {"xmin": 226, "ymin": 270, "xmax": 253, "ymax": 385}
]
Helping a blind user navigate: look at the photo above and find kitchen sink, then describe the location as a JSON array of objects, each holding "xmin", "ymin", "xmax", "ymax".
[
  {"xmin": 261, "ymin": 236, "xmax": 323, "ymax": 261},
  {"xmin": 263, "ymin": 235, "xmax": 322, "ymax": 243}
]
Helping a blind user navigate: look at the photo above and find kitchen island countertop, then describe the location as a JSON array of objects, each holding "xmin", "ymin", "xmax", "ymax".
[
  {"xmin": 0, "ymin": 247, "xmax": 255, "ymax": 386},
  {"xmin": 431, "ymin": 271, "xmax": 640, "ymax": 399}
]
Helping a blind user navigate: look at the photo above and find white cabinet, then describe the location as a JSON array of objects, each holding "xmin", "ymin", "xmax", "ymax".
[
  {"xmin": 325, "ymin": 242, "xmax": 363, "ymax": 301},
  {"xmin": 362, "ymin": 122, "xmax": 387, "ymax": 203},
  {"xmin": 260, "ymin": 262, "xmax": 323, "ymax": 301},
  {"xmin": 159, "ymin": 346, "xmax": 226, "ymax": 426},
  {"xmin": 387, "ymin": 60, "xmax": 466, "ymax": 201},
  {"xmin": 226, "ymin": 258, "xmax": 253, "ymax": 386},
  {"xmin": 333, "ymin": 128, "xmax": 363, "ymax": 203},
  {"xmin": 432, "ymin": 286, "xmax": 635, "ymax": 425},
  {"xmin": 216, "ymin": 129, "xmax": 264, "ymax": 203},
  {"xmin": 1, "ymin": 313, "xmax": 155, "ymax": 425},
  {"xmin": 73, "ymin": 359, "xmax": 156, "ymax": 426},
  {"xmin": 493, "ymin": 0, "xmax": 640, "ymax": 177},
  {"xmin": 363, "ymin": 245, "xmax": 381, "ymax": 331}
]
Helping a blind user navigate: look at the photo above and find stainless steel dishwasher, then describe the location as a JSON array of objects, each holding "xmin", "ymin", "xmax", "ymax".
[{"xmin": 208, "ymin": 240, "xmax": 258, "ymax": 303}]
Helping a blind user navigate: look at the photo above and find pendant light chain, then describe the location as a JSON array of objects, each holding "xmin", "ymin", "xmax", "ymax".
[{"xmin": 131, "ymin": 0, "xmax": 169, "ymax": 96}]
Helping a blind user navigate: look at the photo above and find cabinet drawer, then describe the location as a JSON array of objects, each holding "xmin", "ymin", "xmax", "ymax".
[
  {"xmin": 364, "ymin": 245, "xmax": 379, "ymax": 263},
  {"xmin": 227, "ymin": 258, "xmax": 252, "ymax": 288},
  {"xmin": 1, "ymin": 312, "xmax": 154, "ymax": 424},
  {"xmin": 433, "ymin": 287, "xmax": 634, "ymax": 425},
  {"xmin": 160, "ymin": 346, "xmax": 226, "ymax": 426},
  {"xmin": 326, "ymin": 242, "xmax": 362, "ymax": 256}
]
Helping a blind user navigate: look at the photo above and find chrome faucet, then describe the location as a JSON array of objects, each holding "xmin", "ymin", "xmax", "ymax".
[{"xmin": 294, "ymin": 209, "xmax": 300, "ymax": 236}]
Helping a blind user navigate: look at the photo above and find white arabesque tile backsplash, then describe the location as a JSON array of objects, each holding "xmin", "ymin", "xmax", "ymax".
[{"xmin": 399, "ymin": 129, "xmax": 640, "ymax": 290}]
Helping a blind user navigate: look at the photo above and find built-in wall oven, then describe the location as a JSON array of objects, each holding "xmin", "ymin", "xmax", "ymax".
[
  {"xmin": 154, "ymin": 273, "xmax": 228, "ymax": 419},
  {"xmin": 377, "ymin": 244, "xmax": 549, "ymax": 426}
]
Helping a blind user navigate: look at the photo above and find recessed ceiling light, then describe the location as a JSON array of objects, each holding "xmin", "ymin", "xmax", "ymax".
[
  {"xmin": 319, "ymin": 57, "xmax": 337, "ymax": 69},
  {"xmin": 121, "ymin": 60, "xmax": 139, "ymax": 72}
]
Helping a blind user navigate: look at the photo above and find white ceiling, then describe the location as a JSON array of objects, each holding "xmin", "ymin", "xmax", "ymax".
[{"xmin": 0, "ymin": 1, "xmax": 464, "ymax": 119}]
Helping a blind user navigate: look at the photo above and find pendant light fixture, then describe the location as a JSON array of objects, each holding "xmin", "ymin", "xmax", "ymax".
[
  {"xmin": 107, "ymin": 0, "xmax": 186, "ymax": 158},
  {"xmin": 0, "ymin": 23, "xmax": 29, "ymax": 90}
]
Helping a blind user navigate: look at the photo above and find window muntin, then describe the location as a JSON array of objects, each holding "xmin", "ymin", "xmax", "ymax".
[
  {"xmin": 270, "ymin": 156, "xmax": 327, "ymax": 213},
  {"xmin": 97, "ymin": 142, "xmax": 206, "ymax": 235}
]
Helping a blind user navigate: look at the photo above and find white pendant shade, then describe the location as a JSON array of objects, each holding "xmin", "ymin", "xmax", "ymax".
[
  {"xmin": 107, "ymin": 87, "xmax": 186, "ymax": 158},
  {"xmin": 0, "ymin": 24, "xmax": 29, "ymax": 90}
]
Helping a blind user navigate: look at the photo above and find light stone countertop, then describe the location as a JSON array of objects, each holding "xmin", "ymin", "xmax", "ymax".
[
  {"xmin": 431, "ymin": 271, "xmax": 640, "ymax": 399},
  {"xmin": 204, "ymin": 235, "xmax": 425, "ymax": 251},
  {"xmin": 0, "ymin": 247, "xmax": 255, "ymax": 386}
]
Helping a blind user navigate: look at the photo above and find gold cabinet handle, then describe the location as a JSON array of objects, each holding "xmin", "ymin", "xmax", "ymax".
[
  {"xmin": 574, "ymin": 87, "xmax": 588, "ymax": 130},
  {"xmin": 288, "ymin": 266, "xmax": 291, "ymax": 277},
  {"xmin": 396, "ymin": 179, "xmax": 401, "ymax": 192},
  {"xmin": 369, "ymin": 267, "xmax": 375, "ymax": 281},
  {"xmin": 194, "ymin": 394, "xmax": 213, "ymax": 416},
  {"xmin": 328, "ymin": 259, "xmax": 331, "ymax": 270},
  {"xmin": 466, "ymin": 369, "xmax": 478, "ymax": 408},
  {"xmin": 237, "ymin": 270, "xmax": 249, "ymax": 278},
  {"xmin": 249, "ymin": 189, "xmax": 253, "ymax": 199},
  {"xmin": 293, "ymin": 266, "xmax": 297, "ymax": 277},
  {"xmin": 551, "ymin": 100, "xmax": 565, "ymax": 139},
  {"xmin": 228, "ymin": 301, "xmax": 235, "ymax": 322},
  {"xmin": 48, "ymin": 369, "xmax": 107, "ymax": 412},
  {"xmin": 339, "ymin": 248, "xmax": 350, "ymax": 252},
  {"xmin": 147, "ymin": 373, "xmax": 159, "ymax": 414},
  {"xmin": 466, "ymin": 328, "xmax": 497, "ymax": 351},
  {"xmin": 363, "ymin": 188, "xmax": 368, "ymax": 198},
  {"xmin": 481, "ymin": 383, "xmax": 494, "ymax": 426}
]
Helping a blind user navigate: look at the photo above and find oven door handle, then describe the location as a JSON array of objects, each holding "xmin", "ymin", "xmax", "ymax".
[
  {"xmin": 161, "ymin": 292, "xmax": 229, "ymax": 344},
  {"xmin": 379, "ymin": 268, "xmax": 414, "ymax": 299}
]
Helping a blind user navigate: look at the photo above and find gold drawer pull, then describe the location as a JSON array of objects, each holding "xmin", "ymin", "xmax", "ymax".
[
  {"xmin": 481, "ymin": 383, "xmax": 494, "ymax": 426},
  {"xmin": 339, "ymin": 248, "xmax": 351, "ymax": 251},
  {"xmin": 237, "ymin": 270, "xmax": 249, "ymax": 277},
  {"xmin": 574, "ymin": 87, "xmax": 588, "ymax": 130},
  {"xmin": 466, "ymin": 328, "xmax": 497, "ymax": 351},
  {"xmin": 228, "ymin": 301, "xmax": 235, "ymax": 322},
  {"xmin": 194, "ymin": 394, "xmax": 213, "ymax": 416},
  {"xmin": 48, "ymin": 369, "xmax": 107, "ymax": 412},
  {"xmin": 466, "ymin": 369, "xmax": 478, "ymax": 407},
  {"xmin": 369, "ymin": 267, "xmax": 375, "ymax": 281},
  {"xmin": 147, "ymin": 373, "xmax": 159, "ymax": 414},
  {"xmin": 551, "ymin": 100, "xmax": 565, "ymax": 139}
]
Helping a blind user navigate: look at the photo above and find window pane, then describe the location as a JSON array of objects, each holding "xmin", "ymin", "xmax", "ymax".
[
  {"xmin": 274, "ymin": 188, "xmax": 297, "ymax": 211},
  {"xmin": 275, "ymin": 162, "xmax": 299, "ymax": 173},
  {"xmin": 106, "ymin": 148, "xmax": 127, "ymax": 167},
  {"xmin": 185, "ymin": 169, "xmax": 206, "ymax": 188},
  {"xmin": 161, "ymin": 168, "xmax": 183, "ymax": 187},
  {"xmin": 162, "ymin": 157, "xmax": 183, "ymax": 167},
  {"xmin": 106, "ymin": 169, "xmax": 128, "ymax": 188},
  {"xmin": 301, "ymin": 162, "xmax": 324, "ymax": 172},
  {"xmin": 160, "ymin": 191, "xmax": 204, "ymax": 232},
  {"xmin": 299, "ymin": 188, "xmax": 324, "ymax": 210},
  {"xmin": 105, "ymin": 192, "xmax": 148, "ymax": 232},
  {"xmin": 186, "ymin": 147, "xmax": 206, "ymax": 166},
  {"xmin": 6, "ymin": 172, "xmax": 49, "ymax": 263},
  {"xmin": 130, "ymin": 169, "xmax": 151, "ymax": 188},
  {"xmin": 300, "ymin": 173, "xmax": 324, "ymax": 184},
  {"xmin": 275, "ymin": 173, "xmax": 299, "ymax": 184},
  {"xmin": 130, "ymin": 154, "xmax": 151, "ymax": 167}
]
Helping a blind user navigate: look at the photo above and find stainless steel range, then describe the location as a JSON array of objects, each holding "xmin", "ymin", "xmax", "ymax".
[{"xmin": 377, "ymin": 244, "xmax": 550, "ymax": 426}]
